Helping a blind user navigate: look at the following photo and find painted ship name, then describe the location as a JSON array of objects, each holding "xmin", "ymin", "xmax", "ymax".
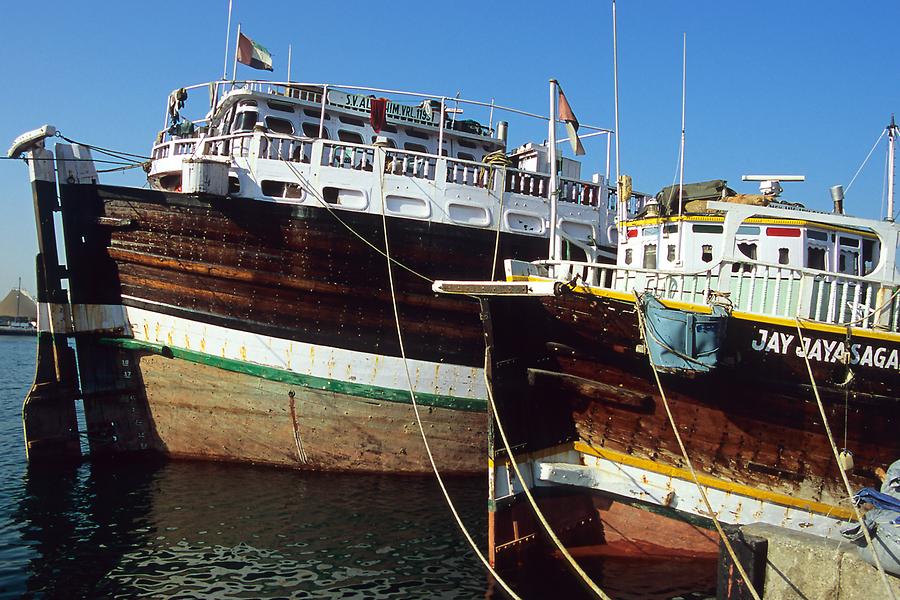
[{"xmin": 751, "ymin": 327, "xmax": 900, "ymax": 371}]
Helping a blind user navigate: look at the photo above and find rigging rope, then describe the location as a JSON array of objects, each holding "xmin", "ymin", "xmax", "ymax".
[
  {"xmin": 794, "ymin": 318, "xmax": 897, "ymax": 600},
  {"xmin": 634, "ymin": 293, "xmax": 762, "ymax": 600},
  {"xmin": 845, "ymin": 129, "xmax": 887, "ymax": 195},
  {"xmin": 376, "ymin": 147, "xmax": 522, "ymax": 600}
]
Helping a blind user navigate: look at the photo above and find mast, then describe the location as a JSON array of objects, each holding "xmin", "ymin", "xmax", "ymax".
[
  {"xmin": 222, "ymin": 0, "xmax": 233, "ymax": 80},
  {"xmin": 888, "ymin": 114, "xmax": 897, "ymax": 223},
  {"xmin": 676, "ymin": 33, "xmax": 687, "ymax": 262},
  {"xmin": 612, "ymin": 0, "xmax": 623, "ymax": 227},
  {"xmin": 16, "ymin": 277, "xmax": 21, "ymax": 319},
  {"xmin": 548, "ymin": 79, "xmax": 560, "ymax": 261}
]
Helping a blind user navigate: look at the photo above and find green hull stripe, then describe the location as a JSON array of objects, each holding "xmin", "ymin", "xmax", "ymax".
[{"xmin": 100, "ymin": 337, "xmax": 487, "ymax": 412}]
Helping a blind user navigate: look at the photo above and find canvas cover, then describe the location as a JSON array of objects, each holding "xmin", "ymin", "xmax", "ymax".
[{"xmin": 655, "ymin": 180, "xmax": 736, "ymax": 215}]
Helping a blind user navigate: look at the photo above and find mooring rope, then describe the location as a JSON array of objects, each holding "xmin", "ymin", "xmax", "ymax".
[
  {"xmin": 634, "ymin": 293, "xmax": 762, "ymax": 600},
  {"xmin": 375, "ymin": 148, "xmax": 522, "ymax": 600},
  {"xmin": 794, "ymin": 318, "xmax": 897, "ymax": 600},
  {"xmin": 483, "ymin": 351, "xmax": 613, "ymax": 599}
]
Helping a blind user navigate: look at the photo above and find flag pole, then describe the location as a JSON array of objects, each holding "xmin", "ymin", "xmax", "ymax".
[
  {"xmin": 548, "ymin": 79, "xmax": 559, "ymax": 263},
  {"xmin": 287, "ymin": 44, "xmax": 292, "ymax": 82},
  {"xmin": 231, "ymin": 23, "xmax": 241, "ymax": 81},
  {"xmin": 222, "ymin": 0, "xmax": 233, "ymax": 80}
]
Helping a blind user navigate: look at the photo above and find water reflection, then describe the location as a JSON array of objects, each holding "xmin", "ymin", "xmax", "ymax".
[{"xmin": 16, "ymin": 460, "xmax": 490, "ymax": 599}]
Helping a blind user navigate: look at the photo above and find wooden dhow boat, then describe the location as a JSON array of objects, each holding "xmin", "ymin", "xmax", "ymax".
[
  {"xmin": 435, "ymin": 120, "xmax": 900, "ymax": 571},
  {"xmin": 9, "ymin": 79, "xmax": 616, "ymax": 471}
]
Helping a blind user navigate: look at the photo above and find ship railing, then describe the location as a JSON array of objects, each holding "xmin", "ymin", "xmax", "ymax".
[
  {"xmin": 383, "ymin": 148, "xmax": 437, "ymax": 180},
  {"xmin": 536, "ymin": 258, "xmax": 900, "ymax": 333},
  {"xmin": 445, "ymin": 157, "xmax": 495, "ymax": 189},
  {"xmin": 320, "ymin": 140, "xmax": 376, "ymax": 172},
  {"xmin": 259, "ymin": 133, "xmax": 313, "ymax": 163},
  {"xmin": 505, "ymin": 168, "xmax": 549, "ymax": 199}
]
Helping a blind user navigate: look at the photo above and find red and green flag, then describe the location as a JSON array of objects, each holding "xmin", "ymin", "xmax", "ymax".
[{"xmin": 237, "ymin": 32, "xmax": 273, "ymax": 71}]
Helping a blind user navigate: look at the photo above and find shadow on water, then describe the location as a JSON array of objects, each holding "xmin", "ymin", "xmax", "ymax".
[{"xmin": 13, "ymin": 458, "xmax": 492, "ymax": 599}]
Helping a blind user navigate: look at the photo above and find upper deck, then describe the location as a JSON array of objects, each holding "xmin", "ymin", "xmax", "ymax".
[{"xmin": 145, "ymin": 80, "xmax": 620, "ymax": 256}]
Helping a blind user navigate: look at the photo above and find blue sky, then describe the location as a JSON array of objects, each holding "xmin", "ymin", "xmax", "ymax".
[{"xmin": 0, "ymin": 0, "xmax": 898, "ymax": 294}]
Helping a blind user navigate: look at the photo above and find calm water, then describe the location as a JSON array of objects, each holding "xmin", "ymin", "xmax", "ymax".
[{"xmin": 0, "ymin": 336, "xmax": 714, "ymax": 599}]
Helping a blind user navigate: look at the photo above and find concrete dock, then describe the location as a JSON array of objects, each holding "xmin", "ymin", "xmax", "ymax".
[{"xmin": 717, "ymin": 523, "xmax": 900, "ymax": 599}]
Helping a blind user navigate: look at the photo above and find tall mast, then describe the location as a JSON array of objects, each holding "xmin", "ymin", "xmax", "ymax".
[
  {"xmin": 548, "ymin": 79, "xmax": 560, "ymax": 261},
  {"xmin": 222, "ymin": 0, "xmax": 233, "ymax": 80},
  {"xmin": 612, "ymin": 0, "xmax": 623, "ymax": 226},
  {"xmin": 676, "ymin": 33, "xmax": 687, "ymax": 262},
  {"xmin": 16, "ymin": 277, "xmax": 21, "ymax": 319},
  {"xmin": 888, "ymin": 114, "xmax": 897, "ymax": 223}
]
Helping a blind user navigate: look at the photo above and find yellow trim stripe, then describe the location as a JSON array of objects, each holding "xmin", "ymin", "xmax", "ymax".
[
  {"xmin": 513, "ymin": 275, "xmax": 900, "ymax": 343},
  {"xmin": 572, "ymin": 441, "xmax": 854, "ymax": 520}
]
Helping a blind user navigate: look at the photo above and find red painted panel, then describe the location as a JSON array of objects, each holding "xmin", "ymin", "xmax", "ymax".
[
  {"xmin": 626, "ymin": 228, "xmax": 638, "ymax": 238},
  {"xmin": 766, "ymin": 227, "xmax": 801, "ymax": 237}
]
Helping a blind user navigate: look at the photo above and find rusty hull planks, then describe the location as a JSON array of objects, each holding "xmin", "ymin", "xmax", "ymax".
[{"xmin": 136, "ymin": 353, "xmax": 486, "ymax": 473}]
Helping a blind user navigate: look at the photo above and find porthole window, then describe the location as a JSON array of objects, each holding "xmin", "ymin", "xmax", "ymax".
[{"xmin": 624, "ymin": 248, "xmax": 633, "ymax": 265}]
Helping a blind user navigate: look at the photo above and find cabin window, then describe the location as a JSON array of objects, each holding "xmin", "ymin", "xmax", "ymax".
[
  {"xmin": 265, "ymin": 117, "xmax": 294, "ymax": 135},
  {"xmin": 839, "ymin": 249, "xmax": 859, "ymax": 275},
  {"xmin": 807, "ymin": 247, "xmax": 827, "ymax": 270},
  {"xmin": 693, "ymin": 224, "xmax": 724, "ymax": 234},
  {"xmin": 380, "ymin": 124, "xmax": 398, "ymax": 134},
  {"xmin": 338, "ymin": 130, "xmax": 364, "ymax": 144},
  {"xmin": 624, "ymin": 248, "xmax": 633, "ymax": 265},
  {"xmin": 862, "ymin": 239, "xmax": 876, "ymax": 275},
  {"xmin": 404, "ymin": 142, "xmax": 428, "ymax": 153},
  {"xmin": 663, "ymin": 224, "xmax": 679, "ymax": 234},
  {"xmin": 232, "ymin": 111, "xmax": 258, "ymax": 132},
  {"xmin": 457, "ymin": 152, "xmax": 475, "ymax": 161},
  {"xmin": 339, "ymin": 115, "xmax": 365, "ymax": 127},
  {"xmin": 737, "ymin": 242, "xmax": 757, "ymax": 259},
  {"xmin": 701, "ymin": 244, "xmax": 713, "ymax": 263},
  {"xmin": 778, "ymin": 248, "xmax": 790, "ymax": 265},
  {"xmin": 643, "ymin": 244, "xmax": 657, "ymax": 269},
  {"xmin": 406, "ymin": 128, "xmax": 430, "ymax": 140},
  {"xmin": 267, "ymin": 100, "xmax": 295, "ymax": 113},
  {"xmin": 667, "ymin": 244, "xmax": 676, "ymax": 262},
  {"xmin": 458, "ymin": 138, "xmax": 477, "ymax": 149},
  {"xmin": 807, "ymin": 230, "xmax": 828, "ymax": 242},
  {"xmin": 302, "ymin": 123, "xmax": 327, "ymax": 139},
  {"xmin": 303, "ymin": 109, "xmax": 330, "ymax": 120}
]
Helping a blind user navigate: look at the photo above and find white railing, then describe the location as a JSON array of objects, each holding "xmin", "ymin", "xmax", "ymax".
[
  {"xmin": 320, "ymin": 141, "xmax": 376, "ymax": 172},
  {"xmin": 445, "ymin": 158, "xmax": 495, "ymax": 188},
  {"xmin": 260, "ymin": 134, "xmax": 312, "ymax": 163},
  {"xmin": 538, "ymin": 258, "xmax": 900, "ymax": 333},
  {"xmin": 505, "ymin": 168, "xmax": 549, "ymax": 199},
  {"xmin": 383, "ymin": 148, "xmax": 437, "ymax": 181}
]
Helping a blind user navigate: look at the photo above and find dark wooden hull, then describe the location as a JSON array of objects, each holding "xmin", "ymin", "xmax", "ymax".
[
  {"xmin": 481, "ymin": 287, "xmax": 900, "ymax": 557},
  {"xmin": 55, "ymin": 182, "xmax": 561, "ymax": 472}
]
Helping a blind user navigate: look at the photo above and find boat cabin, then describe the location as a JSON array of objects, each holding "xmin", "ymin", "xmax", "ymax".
[{"xmin": 618, "ymin": 180, "xmax": 881, "ymax": 278}]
